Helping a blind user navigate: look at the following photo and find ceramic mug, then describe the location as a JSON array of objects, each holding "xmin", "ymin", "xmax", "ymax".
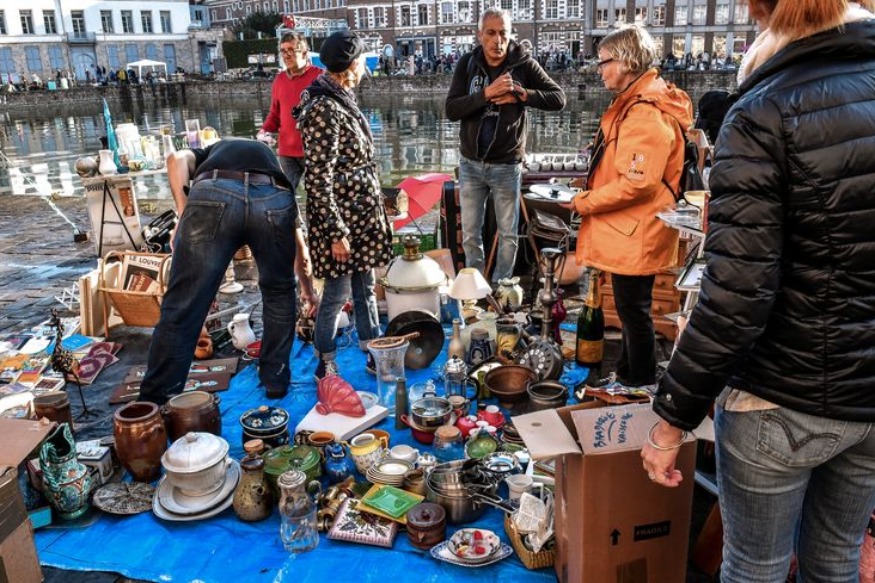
[
  {"xmin": 307, "ymin": 431, "xmax": 336, "ymax": 458},
  {"xmin": 389, "ymin": 444, "xmax": 419, "ymax": 464},
  {"xmin": 348, "ymin": 432, "xmax": 388, "ymax": 474},
  {"xmin": 505, "ymin": 474, "xmax": 534, "ymax": 506},
  {"xmin": 447, "ymin": 395, "xmax": 470, "ymax": 418}
]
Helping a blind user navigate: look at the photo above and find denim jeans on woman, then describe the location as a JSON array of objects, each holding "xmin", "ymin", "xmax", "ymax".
[
  {"xmin": 715, "ymin": 404, "xmax": 875, "ymax": 583},
  {"xmin": 610, "ymin": 273, "xmax": 656, "ymax": 386},
  {"xmin": 314, "ymin": 268, "xmax": 381, "ymax": 359},
  {"xmin": 140, "ymin": 177, "xmax": 298, "ymax": 404},
  {"xmin": 458, "ymin": 157, "xmax": 522, "ymax": 283},
  {"xmin": 279, "ymin": 156, "xmax": 304, "ymax": 193}
]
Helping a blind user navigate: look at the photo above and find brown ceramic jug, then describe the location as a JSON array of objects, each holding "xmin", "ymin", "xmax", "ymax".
[
  {"xmin": 233, "ymin": 440, "xmax": 273, "ymax": 522},
  {"xmin": 113, "ymin": 401, "xmax": 168, "ymax": 482},
  {"xmin": 161, "ymin": 391, "xmax": 222, "ymax": 442}
]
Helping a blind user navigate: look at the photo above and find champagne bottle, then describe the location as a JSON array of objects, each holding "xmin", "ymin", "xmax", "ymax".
[{"xmin": 576, "ymin": 269, "xmax": 605, "ymax": 373}]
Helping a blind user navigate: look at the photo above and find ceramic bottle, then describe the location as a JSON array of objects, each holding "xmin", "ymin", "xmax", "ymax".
[
  {"xmin": 233, "ymin": 440, "xmax": 273, "ymax": 522},
  {"xmin": 40, "ymin": 423, "xmax": 94, "ymax": 520},
  {"xmin": 448, "ymin": 319, "xmax": 465, "ymax": 360},
  {"xmin": 323, "ymin": 442, "xmax": 354, "ymax": 484}
]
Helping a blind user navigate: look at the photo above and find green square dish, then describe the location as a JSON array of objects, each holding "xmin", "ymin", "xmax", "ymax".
[{"xmin": 362, "ymin": 486, "xmax": 421, "ymax": 519}]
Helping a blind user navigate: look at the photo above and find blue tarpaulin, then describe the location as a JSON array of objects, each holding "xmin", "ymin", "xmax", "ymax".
[{"xmin": 36, "ymin": 326, "xmax": 588, "ymax": 582}]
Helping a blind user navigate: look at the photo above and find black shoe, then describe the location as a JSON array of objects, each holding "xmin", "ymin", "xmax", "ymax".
[
  {"xmin": 314, "ymin": 359, "xmax": 339, "ymax": 382},
  {"xmin": 265, "ymin": 384, "xmax": 288, "ymax": 399},
  {"xmin": 366, "ymin": 352, "xmax": 376, "ymax": 375},
  {"xmin": 585, "ymin": 372, "xmax": 618, "ymax": 390}
]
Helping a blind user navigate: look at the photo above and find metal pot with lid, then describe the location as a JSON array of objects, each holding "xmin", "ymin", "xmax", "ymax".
[
  {"xmin": 380, "ymin": 235, "xmax": 447, "ymax": 322},
  {"xmin": 409, "ymin": 390, "xmax": 453, "ymax": 429}
]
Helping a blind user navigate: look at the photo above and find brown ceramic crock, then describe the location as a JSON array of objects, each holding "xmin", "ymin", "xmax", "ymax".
[
  {"xmin": 161, "ymin": 391, "xmax": 222, "ymax": 442},
  {"xmin": 113, "ymin": 401, "xmax": 168, "ymax": 482},
  {"xmin": 406, "ymin": 502, "xmax": 447, "ymax": 550},
  {"xmin": 33, "ymin": 391, "xmax": 74, "ymax": 431}
]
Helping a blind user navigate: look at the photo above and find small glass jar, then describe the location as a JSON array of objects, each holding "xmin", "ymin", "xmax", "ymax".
[{"xmin": 432, "ymin": 425, "xmax": 464, "ymax": 462}]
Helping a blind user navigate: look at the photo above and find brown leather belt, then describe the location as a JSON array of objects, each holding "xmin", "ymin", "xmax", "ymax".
[{"xmin": 192, "ymin": 169, "xmax": 288, "ymax": 189}]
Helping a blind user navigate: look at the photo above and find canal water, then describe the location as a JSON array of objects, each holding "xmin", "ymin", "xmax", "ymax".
[{"xmin": 0, "ymin": 93, "xmax": 611, "ymax": 200}]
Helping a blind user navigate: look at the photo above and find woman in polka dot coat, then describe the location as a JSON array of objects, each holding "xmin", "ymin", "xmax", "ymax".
[{"xmin": 296, "ymin": 33, "xmax": 393, "ymax": 378}]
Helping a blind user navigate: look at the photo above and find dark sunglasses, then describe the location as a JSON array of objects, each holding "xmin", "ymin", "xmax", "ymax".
[{"xmin": 597, "ymin": 57, "xmax": 615, "ymax": 69}]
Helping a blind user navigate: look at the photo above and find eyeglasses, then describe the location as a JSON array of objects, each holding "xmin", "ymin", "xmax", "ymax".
[
  {"xmin": 597, "ymin": 57, "xmax": 615, "ymax": 69},
  {"xmin": 280, "ymin": 48, "xmax": 304, "ymax": 56}
]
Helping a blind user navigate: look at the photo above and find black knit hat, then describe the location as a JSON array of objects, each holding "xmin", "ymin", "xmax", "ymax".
[{"xmin": 319, "ymin": 31, "xmax": 366, "ymax": 73}]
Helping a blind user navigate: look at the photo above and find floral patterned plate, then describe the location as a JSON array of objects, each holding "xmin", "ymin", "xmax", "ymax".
[{"xmin": 430, "ymin": 540, "xmax": 513, "ymax": 568}]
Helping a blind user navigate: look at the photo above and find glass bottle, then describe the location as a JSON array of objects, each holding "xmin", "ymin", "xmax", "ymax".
[
  {"xmin": 448, "ymin": 318, "xmax": 465, "ymax": 361},
  {"xmin": 433, "ymin": 425, "xmax": 464, "ymax": 462},
  {"xmin": 233, "ymin": 439, "xmax": 273, "ymax": 522},
  {"xmin": 576, "ymin": 268, "xmax": 605, "ymax": 375},
  {"xmin": 277, "ymin": 470, "xmax": 320, "ymax": 554}
]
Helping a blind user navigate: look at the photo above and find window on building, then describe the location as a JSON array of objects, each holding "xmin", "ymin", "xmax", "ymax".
[
  {"xmin": 101, "ymin": 11, "xmax": 114, "ymax": 33},
  {"xmin": 615, "ymin": 8, "xmax": 627, "ymax": 24},
  {"xmin": 692, "ymin": 4, "xmax": 706, "ymax": 25},
  {"xmin": 652, "ymin": 5, "xmax": 666, "ymax": 25},
  {"xmin": 634, "ymin": 7, "xmax": 647, "ymax": 25},
  {"xmin": 72, "ymin": 11, "xmax": 86, "ymax": 37},
  {"xmin": 672, "ymin": 35, "xmax": 686, "ymax": 57},
  {"xmin": 0, "ymin": 11, "xmax": 6, "ymax": 35},
  {"xmin": 121, "ymin": 11, "xmax": 134, "ymax": 33},
  {"xmin": 418, "ymin": 4, "xmax": 428, "ymax": 26},
  {"xmin": 43, "ymin": 11, "xmax": 57, "ymax": 34},
  {"xmin": 401, "ymin": 5, "xmax": 411, "ymax": 26},
  {"xmin": 264, "ymin": 2, "xmax": 270, "ymax": 12},
  {"xmin": 146, "ymin": 43, "xmax": 158, "ymax": 60},
  {"xmin": 441, "ymin": 2, "xmax": 452, "ymax": 24},
  {"xmin": 458, "ymin": 1, "xmax": 471, "ymax": 23},
  {"xmin": 357, "ymin": 7, "xmax": 367, "ymax": 27},
  {"xmin": 284, "ymin": 1, "xmax": 290, "ymax": 12},
  {"xmin": 142, "ymin": 12, "xmax": 153, "ymax": 33},
  {"xmin": 0, "ymin": 48, "xmax": 14, "ymax": 75},
  {"xmin": 517, "ymin": 0, "xmax": 531, "ymax": 20},
  {"xmin": 545, "ymin": 0, "xmax": 558, "ymax": 20},
  {"xmin": 674, "ymin": 4, "xmax": 688, "ymax": 25},
  {"xmin": 107, "ymin": 45, "xmax": 120, "ymax": 69},
  {"xmin": 25, "ymin": 46, "xmax": 42, "ymax": 71},
  {"xmin": 500, "ymin": 0, "xmax": 512, "ymax": 11},
  {"xmin": 714, "ymin": 3, "xmax": 729, "ymax": 24},
  {"xmin": 596, "ymin": 8, "xmax": 609, "ymax": 28},
  {"xmin": 733, "ymin": 3, "xmax": 749, "ymax": 23},
  {"xmin": 246, "ymin": 6, "xmax": 252, "ymax": 16},
  {"xmin": 712, "ymin": 34, "xmax": 727, "ymax": 59},
  {"xmin": 160, "ymin": 11, "xmax": 171, "ymax": 33},
  {"xmin": 125, "ymin": 43, "xmax": 139, "ymax": 64},
  {"xmin": 211, "ymin": 10, "xmax": 218, "ymax": 22},
  {"xmin": 273, "ymin": 1, "xmax": 278, "ymax": 11},
  {"xmin": 48, "ymin": 45, "xmax": 63, "ymax": 69},
  {"xmin": 567, "ymin": 0, "xmax": 580, "ymax": 19},
  {"xmin": 21, "ymin": 10, "xmax": 34, "ymax": 34},
  {"xmin": 373, "ymin": 6, "xmax": 385, "ymax": 26}
]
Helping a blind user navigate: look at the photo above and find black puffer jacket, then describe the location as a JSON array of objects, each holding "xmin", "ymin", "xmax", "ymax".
[{"xmin": 654, "ymin": 20, "xmax": 875, "ymax": 431}]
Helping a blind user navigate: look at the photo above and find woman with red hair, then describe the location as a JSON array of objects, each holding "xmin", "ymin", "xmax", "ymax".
[{"xmin": 641, "ymin": 1, "xmax": 875, "ymax": 581}]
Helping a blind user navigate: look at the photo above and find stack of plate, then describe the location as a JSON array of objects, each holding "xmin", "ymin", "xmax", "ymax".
[
  {"xmin": 500, "ymin": 423, "xmax": 526, "ymax": 447},
  {"xmin": 366, "ymin": 458, "xmax": 414, "ymax": 486},
  {"xmin": 152, "ymin": 460, "xmax": 241, "ymax": 521}
]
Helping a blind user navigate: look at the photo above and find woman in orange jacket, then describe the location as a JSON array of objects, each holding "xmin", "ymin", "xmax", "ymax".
[{"xmin": 562, "ymin": 25, "xmax": 693, "ymax": 392}]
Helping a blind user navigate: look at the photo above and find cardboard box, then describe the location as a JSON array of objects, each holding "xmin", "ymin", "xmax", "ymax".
[
  {"xmin": 514, "ymin": 402, "xmax": 697, "ymax": 583},
  {"xmin": 76, "ymin": 440, "xmax": 114, "ymax": 485},
  {"xmin": 0, "ymin": 418, "xmax": 54, "ymax": 583}
]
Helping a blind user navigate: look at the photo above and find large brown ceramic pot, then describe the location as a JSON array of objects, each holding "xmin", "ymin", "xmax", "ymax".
[
  {"xmin": 161, "ymin": 391, "xmax": 222, "ymax": 442},
  {"xmin": 114, "ymin": 401, "xmax": 168, "ymax": 482}
]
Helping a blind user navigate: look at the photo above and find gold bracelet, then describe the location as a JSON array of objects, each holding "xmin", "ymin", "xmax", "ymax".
[{"xmin": 647, "ymin": 421, "xmax": 688, "ymax": 451}]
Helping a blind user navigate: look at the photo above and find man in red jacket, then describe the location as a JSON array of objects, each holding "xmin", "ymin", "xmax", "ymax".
[{"xmin": 257, "ymin": 32, "xmax": 322, "ymax": 192}]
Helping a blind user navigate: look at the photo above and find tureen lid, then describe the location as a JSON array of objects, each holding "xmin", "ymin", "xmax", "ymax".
[
  {"xmin": 239, "ymin": 405, "xmax": 289, "ymax": 431},
  {"xmin": 264, "ymin": 445, "xmax": 320, "ymax": 476},
  {"xmin": 162, "ymin": 432, "xmax": 229, "ymax": 474}
]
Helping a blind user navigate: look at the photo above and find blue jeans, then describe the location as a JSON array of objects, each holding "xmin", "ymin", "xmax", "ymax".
[
  {"xmin": 279, "ymin": 156, "xmax": 305, "ymax": 193},
  {"xmin": 313, "ymin": 269, "xmax": 380, "ymax": 358},
  {"xmin": 458, "ymin": 157, "xmax": 522, "ymax": 282},
  {"xmin": 140, "ymin": 176, "xmax": 298, "ymax": 404},
  {"xmin": 715, "ymin": 404, "xmax": 875, "ymax": 583},
  {"xmin": 611, "ymin": 273, "xmax": 656, "ymax": 385}
]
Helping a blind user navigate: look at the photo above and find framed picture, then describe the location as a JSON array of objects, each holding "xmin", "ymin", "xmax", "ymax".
[{"xmin": 676, "ymin": 255, "xmax": 707, "ymax": 291}]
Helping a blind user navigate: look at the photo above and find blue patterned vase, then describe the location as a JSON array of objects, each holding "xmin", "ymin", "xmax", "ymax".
[{"xmin": 39, "ymin": 422, "xmax": 93, "ymax": 520}]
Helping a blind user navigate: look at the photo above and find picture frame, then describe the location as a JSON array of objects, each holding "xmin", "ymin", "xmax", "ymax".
[{"xmin": 676, "ymin": 255, "xmax": 707, "ymax": 291}]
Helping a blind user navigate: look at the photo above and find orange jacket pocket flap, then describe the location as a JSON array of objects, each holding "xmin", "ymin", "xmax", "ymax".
[{"xmin": 605, "ymin": 214, "xmax": 639, "ymax": 237}]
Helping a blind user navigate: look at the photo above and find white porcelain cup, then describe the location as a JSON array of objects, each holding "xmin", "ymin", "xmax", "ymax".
[
  {"xmin": 506, "ymin": 474, "xmax": 534, "ymax": 506},
  {"xmin": 389, "ymin": 444, "xmax": 419, "ymax": 463}
]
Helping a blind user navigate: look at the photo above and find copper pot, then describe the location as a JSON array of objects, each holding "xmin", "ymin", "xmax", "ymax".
[
  {"xmin": 161, "ymin": 391, "xmax": 222, "ymax": 442},
  {"xmin": 113, "ymin": 401, "xmax": 168, "ymax": 482}
]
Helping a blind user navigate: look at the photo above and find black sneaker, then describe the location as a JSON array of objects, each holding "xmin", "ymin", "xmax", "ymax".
[
  {"xmin": 366, "ymin": 352, "xmax": 376, "ymax": 376},
  {"xmin": 314, "ymin": 359, "xmax": 339, "ymax": 382},
  {"xmin": 585, "ymin": 372, "xmax": 618, "ymax": 390},
  {"xmin": 265, "ymin": 384, "xmax": 288, "ymax": 399}
]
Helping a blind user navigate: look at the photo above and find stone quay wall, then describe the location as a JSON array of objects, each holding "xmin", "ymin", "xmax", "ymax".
[{"xmin": 2, "ymin": 70, "xmax": 738, "ymax": 110}]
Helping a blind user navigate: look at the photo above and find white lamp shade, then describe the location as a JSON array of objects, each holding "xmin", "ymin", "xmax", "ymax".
[{"xmin": 449, "ymin": 267, "xmax": 492, "ymax": 300}]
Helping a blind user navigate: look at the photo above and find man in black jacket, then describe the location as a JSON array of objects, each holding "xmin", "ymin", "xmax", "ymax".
[{"xmin": 446, "ymin": 7, "xmax": 565, "ymax": 283}]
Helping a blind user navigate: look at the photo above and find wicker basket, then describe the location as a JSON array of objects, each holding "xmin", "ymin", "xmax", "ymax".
[
  {"xmin": 98, "ymin": 251, "xmax": 171, "ymax": 334},
  {"xmin": 504, "ymin": 514, "xmax": 555, "ymax": 570}
]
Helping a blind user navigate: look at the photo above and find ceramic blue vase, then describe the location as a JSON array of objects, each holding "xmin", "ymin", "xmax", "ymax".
[
  {"xmin": 39, "ymin": 422, "xmax": 93, "ymax": 520},
  {"xmin": 323, "ymin": 442, "xmax": 354, "ymax": 484}
]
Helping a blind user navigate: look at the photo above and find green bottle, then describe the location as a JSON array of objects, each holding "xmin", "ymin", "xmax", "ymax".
[{"xmin": 576, "ymin": 269, "xmax": 605, "ymax": 374}]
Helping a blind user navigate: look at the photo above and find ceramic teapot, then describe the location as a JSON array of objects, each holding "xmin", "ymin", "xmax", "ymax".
[
  {"xmin": 228, "ymin": 313, "xmax": 257, "ymax": 351},
  {"xmin": 323, "ymin": 442, "xmax": 354, "ymax": 484}
]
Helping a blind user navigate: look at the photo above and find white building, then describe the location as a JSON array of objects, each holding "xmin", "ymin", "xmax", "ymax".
[{"xmin": 0, "ymin": 0, "xmax": 194, "ymax": 83}]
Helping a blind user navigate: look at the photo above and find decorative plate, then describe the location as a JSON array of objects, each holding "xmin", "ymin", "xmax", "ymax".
[
  {"xmin": 430, "ymin": 540, "xmax": 513, "ymax": 568},
  {"xmin": 446, "ymin": 528, "xmax": 502, "ymax": 563},
  {"xmin": 92, "ymin": 482, "xmax": 155, "ymax": 515},
  {"xmin": 360, "ymin": 484, "xmax": 422, "ymax": 519},
  {"xmin": 327, "ymin": 498, "xmax": 398, "ymax": 548}
]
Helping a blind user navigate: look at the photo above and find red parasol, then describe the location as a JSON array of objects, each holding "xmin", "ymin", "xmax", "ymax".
[{"xmin": 392, "ymin": 173, "xmax": 454, "ymax": 230}]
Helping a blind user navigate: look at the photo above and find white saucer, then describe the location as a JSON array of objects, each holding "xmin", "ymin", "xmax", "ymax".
[
  {"xmin": 152, "ymin": 484, "xmax": 235, "ymax": 522},
  {"xmin": 156, "ymin": 459, "xmax": 240, "ymax": 516}
]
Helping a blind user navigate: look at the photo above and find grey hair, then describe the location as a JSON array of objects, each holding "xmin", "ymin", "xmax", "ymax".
[
  {"xmin": 280, "ymin": 31, "xmax": 309, "ymax": 52},
  {"xmin": 479, "ymin": 7, "xmax": 511, "ymax": 30},
  {"xmin": 599, "ymin": 25, "xmax": 658, "ymax": 75}
]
